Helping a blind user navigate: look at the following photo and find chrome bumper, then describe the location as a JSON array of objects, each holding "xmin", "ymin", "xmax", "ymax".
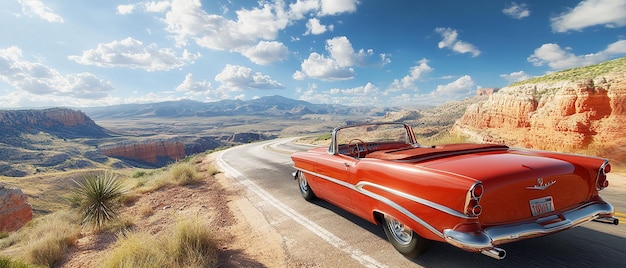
[{"xmin": 443, "ymin": 201, "xmax": 617, "ymax": 259}]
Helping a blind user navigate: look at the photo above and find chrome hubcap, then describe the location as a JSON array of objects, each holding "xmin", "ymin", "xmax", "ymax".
[
  {"xmin": 386, "ymin": 216, "xmax": 413, "ymax": 245},
  {"xmin": 298, "ymin": 173, "xmax": 309, "ymax": 192}
]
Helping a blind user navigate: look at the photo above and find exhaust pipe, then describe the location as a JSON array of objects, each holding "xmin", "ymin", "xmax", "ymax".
[
  {"xmin": 593, "ymin": 216, "xmax": 619, "ymax": 225},
  {"xmin": 481, "ymin": 247, "xmax": 506, "ymax": 260}
]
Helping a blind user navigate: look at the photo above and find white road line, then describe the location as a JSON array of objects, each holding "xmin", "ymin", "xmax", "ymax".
[{"xmin": 217, "ymin": 149, "xmax": 388, "ymax": 268}]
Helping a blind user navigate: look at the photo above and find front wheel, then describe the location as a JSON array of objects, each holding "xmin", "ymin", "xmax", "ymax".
[
  {"xmin": 382, "ymin": 215, "xmax": 429, "ymax": 258},
  {"xmin": 297, "ymin": 171, "xmax": 316, "ymax": 201}
]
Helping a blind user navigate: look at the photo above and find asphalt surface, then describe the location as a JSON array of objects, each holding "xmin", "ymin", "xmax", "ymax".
[{"xmin": 217, "ymin": 138, "xmax": 626, "ymax": 268}]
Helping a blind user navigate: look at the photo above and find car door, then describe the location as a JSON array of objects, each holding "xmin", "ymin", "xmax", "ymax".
[{"xmin": 314, "ymin": 153, "xmax": 356, "ymax": 210}]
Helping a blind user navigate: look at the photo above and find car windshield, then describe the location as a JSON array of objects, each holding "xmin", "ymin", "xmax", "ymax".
[{"xmin": 332, "ymin": 123, "xmax": 416, "ymax": 153}]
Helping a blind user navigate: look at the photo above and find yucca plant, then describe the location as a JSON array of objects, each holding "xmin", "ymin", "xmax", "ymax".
[{"xmin": 73, "ymin": 171, "xmax": 126, "ymax": 230}]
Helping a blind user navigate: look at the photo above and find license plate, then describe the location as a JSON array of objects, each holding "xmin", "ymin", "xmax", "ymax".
[{"xmin": 530, "ymin": 196, "xmax": 554, "ymax": 216}]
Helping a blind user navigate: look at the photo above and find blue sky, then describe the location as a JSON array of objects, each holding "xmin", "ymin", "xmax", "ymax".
[{"xmin": 1, "ymin": 0, "xmax": 625, "ymax": 108}]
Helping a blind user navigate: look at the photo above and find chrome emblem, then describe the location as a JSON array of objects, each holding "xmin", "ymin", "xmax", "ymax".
[{"xmin": 526, "ymin": 178, "xmax": 556, "ymax": 190}]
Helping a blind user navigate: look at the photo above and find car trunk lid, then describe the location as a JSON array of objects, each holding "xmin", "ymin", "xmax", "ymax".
[{"xmin": 420, "ymin": 151, "xmax": 592, "ymax": 225}]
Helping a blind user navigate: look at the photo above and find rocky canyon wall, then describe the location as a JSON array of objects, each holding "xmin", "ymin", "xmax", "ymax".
[
  {"xmin": 0, "ymin": 184, "xmax": 33, "ymax": 232},
  {"xmin": 454, "ymin": 70, "xmax": 626, "ymax": 163},
  {"xmin": 100, "ymin": 141, "xmax": 186, "ymax": 166}
]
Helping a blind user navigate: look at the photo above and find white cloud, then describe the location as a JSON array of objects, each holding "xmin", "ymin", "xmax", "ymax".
[
  {"xmin": 326, "ymin": 36, "xmax": 372, "ymax": 67},
  {"xmin": 434, "ymin": 75, "xmax": 475, "ymax": 95},
  {"xmin": 527, "ymin": 40, "xmax": 626, "ymax": 70},
  {"xmin": 295, "ymin": 36, "xmax": 386, "ymax": 81},
  {"xmin": 297, "ymin": 52, "xmax": 355, "ymax": 81},
  {"xmin": 116, "ymin": 4, "xmax": 135, "ymax": 15},
  {"xmin": 435, "ymin": 27, "xmax": 481, "ymax": 57},
  {"xmin": 165, "ymin": 0, "xmax": 288, "ymax": 50},
  {"xmin": 319, "ymin": 0, "xmax": 359, "ymax": 16},
  {"xmin": 388, "ymin": 59, "xmax": 433, "ymax": 91},
  {"xmin": 500, "ymin": 71, "xmax": 532, "ymax": 83},
  {"xmin": 551, "ymin": 0, "xmax": 626, "ymax": 32},
  {"xmin": 288, "ymin": 0, "xmax": 320, "ymax": 20},
  {"xmin": 215, "ymin": 64, "xmax": 284, "ymax": 91},
  {"xmin": 68, "ymin": 37, "xmax": 200, "ymax": 71},
  {"xmin": 18, "ymin": 0, "xmax": 63, "ymax": 23},
  {"xmin": 176, "ymin": 73, "xmax": 212, "ymax": 92},
  {"xmin": 502, "ymin": 2, "xmax": 530, "ymax": 19},
  {"xmin": 304, "ymin": 18, "xmax": 332, "ymax": 35},
  {"xmin": 240, "ymin": 41, "xmax": 290, "ymax": 65},
  {"xmin": 0, "ymin": 46, "xmax": 114, "ymax": 100}
]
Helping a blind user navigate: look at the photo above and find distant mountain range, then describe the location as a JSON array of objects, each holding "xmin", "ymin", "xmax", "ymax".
[{"xmin": 81, "ymin": 95, "xmax": 401, "ymax": 119}]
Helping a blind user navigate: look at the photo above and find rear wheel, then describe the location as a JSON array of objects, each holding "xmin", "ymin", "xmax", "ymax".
[
  {"xmin": 382, "ymin": 214, "xmax": 429, "ymax": 258},
  {"xmin": 297, "ymin": 171, "xmax": 316, "ymax": 200}
]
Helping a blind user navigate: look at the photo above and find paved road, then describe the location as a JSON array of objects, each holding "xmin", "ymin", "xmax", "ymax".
[{"xmin": 217, "ymin": 138, "xmax": 626, "ymax": 267}]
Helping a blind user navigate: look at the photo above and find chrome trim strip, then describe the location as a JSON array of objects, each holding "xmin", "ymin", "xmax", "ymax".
[
  {"xmin": 295, "ymin": 167, "xmax": 473, "ymax": 238},
  {"xmin": 444, "ymin": 200, "xmax": 616, "ymax": 252},
  {"xmin": 356, "ymin": 181, "xmax": 472, "ymax": 219}
]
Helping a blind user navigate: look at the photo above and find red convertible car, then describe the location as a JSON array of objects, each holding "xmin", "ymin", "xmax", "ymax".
[{"xmin": 290, "ymin": 122, "xmax": 618, "ymax": 259}]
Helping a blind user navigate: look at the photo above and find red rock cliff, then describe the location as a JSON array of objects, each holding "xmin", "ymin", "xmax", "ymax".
[
  {"xmin": 99, "ymin": 141, "xmax": 185, "ymax": 165},
  {"xmin": 454, "ymin": 68, "xmax": 626, "ymax": 163},
  {"xmin": 0, "ymin": 184, "xmax": 33, "ymax": 232}
]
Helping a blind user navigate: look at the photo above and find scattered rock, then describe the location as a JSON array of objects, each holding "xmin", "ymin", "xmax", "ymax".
[{"xmin": 0, "ymin": 183, "xmax": 33, "ymax": 232}]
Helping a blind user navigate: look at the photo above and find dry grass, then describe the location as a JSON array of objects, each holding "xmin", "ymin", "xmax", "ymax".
[
  {"xmin": 103, "ymin": 216, "xmax": 217, "ymax": 268},
  {"xmin": 15, "ymin": 211, "xmax": 82, "ymax": 267},
  {"xmin": 135, "ymin": 161, "xmax": 204, "ymax": 193}
]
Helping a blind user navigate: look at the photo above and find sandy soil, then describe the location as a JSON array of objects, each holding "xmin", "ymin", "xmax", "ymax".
[{"xmin": 57, "ymin": 153, "xmax": 288, "ymax": 267}]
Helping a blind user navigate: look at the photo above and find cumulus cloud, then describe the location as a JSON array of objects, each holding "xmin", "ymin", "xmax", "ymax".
[
  {"xmin": 68, "ymin": 37, "xmax": 200, "ymax": 71},
  {"xmin": 304, "ymin": 18, "xmax": 332, "ymax": 35},
  {"xmin": 500, "ymin": 71, "xmax": 532, "ymax": 83},
  {"xmin": 435, "ymin": 27, "xmax": 481, "ymax": 57},
  {"xmin": 434, "ymin": 75, "xmax": 475, "ymax": 95},
  {"xmin": 240, "ymin": 41, "xmax": 289, "ymax": 65},
  {"xmin": 215, "ymin": 64, "xmax": 284, "ymax": 91},
  {"xmin": 0, "ymin": 46, "xmax": 114, "ymax": 99},
  {"xmin": 502, "ymin": 2, "xmax": 530, "ymax": 19},
  {"xmin": 295, "ymin": 36, "xmax": 386, "ymax": 81},
  {"xmin": 298, "ymin": 82, "xmax": 381, "ymax": 106},
  {"xmin": 18, "ymin": 0, "xmax": 64, "ymax": 23},
  {"xmin": 388, "ymin": 59, "xmax": 433, "ymax": 91},
  {"xmin": 319, "ymin": 0, "xmax": 359, "ymax": 16},
  {"xmin": 527, "ymin": 40, "xmax": 626, "ymax": 70},
  {"xmin": 176, "ymin": 73, "xmax": 212, "ymax": 93},
  {"xmin": 297, "ymin": 52, "xmax": 355, "ymax": 81},
  {"xmin": 551, "ymin": 0, "xmax": 626, "ymax": 32}
]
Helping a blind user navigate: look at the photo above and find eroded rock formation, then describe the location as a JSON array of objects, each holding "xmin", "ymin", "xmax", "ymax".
[
  {"xmin": 0, "ymin": 184, "xmax": 33, "ymax": 232},
  {"xmin": 100, "ymin": 141, "xmax": 186, "ymax": 166},
  {"xmin": 454, "ymin": 70, "xmax": 626, "ymax": 163},
  {"xmin": 0, "ymin": 108, "xmax": 109, "ymax": 138}
]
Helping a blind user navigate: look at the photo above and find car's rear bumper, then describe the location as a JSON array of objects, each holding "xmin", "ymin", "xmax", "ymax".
[{"xmin": 443, "ymin": 200, "xmax": 617, "ymax": 259}]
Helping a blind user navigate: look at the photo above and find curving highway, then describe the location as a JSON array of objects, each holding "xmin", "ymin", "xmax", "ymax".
[{"xmin": 217, "ymin": 138, "xmax": 626, "ymax": 267}]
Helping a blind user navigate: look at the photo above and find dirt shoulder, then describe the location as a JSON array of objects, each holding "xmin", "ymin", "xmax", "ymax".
[{"xmin": 56, "ymin": 153, "xmax": 288, "ymax": 267}]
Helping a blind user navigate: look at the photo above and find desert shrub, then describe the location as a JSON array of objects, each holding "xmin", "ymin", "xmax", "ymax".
[
  {"xmin": 169, "ymin": 162, "xmax": 203, "ymax": 185},
  {"xmin": 0, "ymin": 231, "xmax": 8, "ymax": 239},
  {"xmin": 103, "ymin": 217, "xmax": 217, "ymax": 268},
  {"xmin": 73, "ymin": 171, "xmax": 126, "ymax": 230},
  {"xmin": 103, "ymin": 231, "xmax": 166, "ymax": 268},
  {"xmin": 169, "ymin": 217, "xmax": 217, "ymax": 267},
  {"xmin": 419, "ymin": 131, "xmax": 468, "ymax": 145},
  {"xmin": 22, "ymin": 210, "xmax": 81, "ymax": 267},
  {"xmin": 0, "ymin": 256, "xmax": 34, "ymax": 268}
]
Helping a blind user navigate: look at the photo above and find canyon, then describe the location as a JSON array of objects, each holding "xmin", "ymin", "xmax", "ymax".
[{"xmin": 454, "ymin": 57, "xmax": 626, "ymax": 164}]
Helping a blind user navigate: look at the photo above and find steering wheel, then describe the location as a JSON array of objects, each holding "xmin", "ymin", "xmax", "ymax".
[{"xmin": 347, "ymin": 138, "xmax": 368, "ymax": 158}]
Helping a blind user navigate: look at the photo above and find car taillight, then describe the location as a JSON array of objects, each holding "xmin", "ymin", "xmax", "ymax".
[
  {"xmin": 597, "ymin": 162, "xmax": 610, "ymax": 190},
  {"xmin": 466, "ymin": 199, "xmax": 482, "ymax": 216},
  {"xmin": 471, "ymin": 183, "xmax": 483, "ymax": 198},
  {"xmin": 466, "ymin": 182, "xmax": 483, "ymax": 217}
]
